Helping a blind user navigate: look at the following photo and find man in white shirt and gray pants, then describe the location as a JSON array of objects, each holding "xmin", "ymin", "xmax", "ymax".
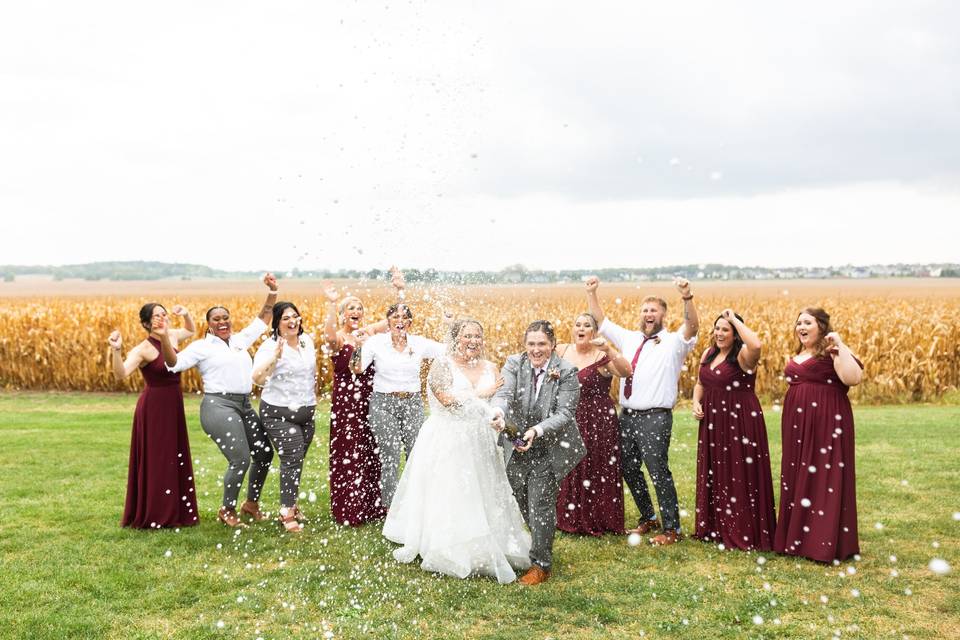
[{"xmin": 586, "ymin": 276, "xmax": 699, "ymax": 546}]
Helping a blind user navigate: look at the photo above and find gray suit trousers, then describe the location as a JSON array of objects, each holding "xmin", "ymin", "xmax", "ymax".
[{"xmin": 506, "ymin": 447, "xmax": 560, "ymax": 571}]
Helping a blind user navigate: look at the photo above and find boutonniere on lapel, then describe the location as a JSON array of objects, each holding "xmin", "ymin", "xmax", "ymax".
[
  {"xmin": 650, "ymin": 336, "xmax": 662, "ymax": 345},
  {"xmin": 407, "ymin": 347, "xmax": 414, "ymax": 357},
  {"xmin": 299, "ymin": 338, "xmax": 307, "ymax": 349},
  {"xmin": 547, "ymin": 367, "xmax": 561, "ymax": 381}
]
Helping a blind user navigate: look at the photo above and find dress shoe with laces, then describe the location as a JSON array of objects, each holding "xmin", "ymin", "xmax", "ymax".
[
  {"xmin": 626, "ymin": 519, "xmax": 660, "ymax": 535},
  {"xmin": 517, "ymin": 565, "xmax": 550, "ymax": 586},
  {"xmin": 650, "ymin": 530, "xmax": 683, "ymax": 546}
]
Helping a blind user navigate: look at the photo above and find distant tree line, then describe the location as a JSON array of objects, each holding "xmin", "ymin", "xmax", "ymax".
[{"xmin": 1, "ymin": 261, "xmax": 957, "ymax": 284}]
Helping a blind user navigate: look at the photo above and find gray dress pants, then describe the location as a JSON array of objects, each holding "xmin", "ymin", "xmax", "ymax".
[
  {"xmin": 260, "ymin": 400, "xmax": 316, "ymax": 508},
  {"xmin": 367, "ymin": 392, "xmax": 425, "ymax": 509},
  {"xmin": 506, "ymin": 446, "xmax": 560, "ymax": 571},
  {"xmin": 619, "ymin": 408, "xmax": 681, "ymax": 532},
  {"xmin": 199, "ymin": 393, "xmax": 273, "ymax": 509}
]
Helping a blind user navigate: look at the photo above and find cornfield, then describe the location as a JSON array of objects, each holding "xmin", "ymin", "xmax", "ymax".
[{"xmin": 1, "ymin": 279, "xmax": 958, "ymax": 404}]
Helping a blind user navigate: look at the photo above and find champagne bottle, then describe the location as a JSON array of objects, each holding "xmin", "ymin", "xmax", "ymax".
[{"xmin": 503, "ymin": 423, "xmax": 527, "ymax": 448}]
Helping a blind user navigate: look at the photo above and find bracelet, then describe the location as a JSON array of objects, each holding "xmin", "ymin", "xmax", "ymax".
[{"xmin": 682, "ymin": 295, "xmax": 694, "ymax": 301}]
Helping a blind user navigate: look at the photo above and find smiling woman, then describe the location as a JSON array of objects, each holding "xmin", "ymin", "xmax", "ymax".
[
  {"xmin": 774, "ymin": 306, "xmax": 865, "ymax": 563},
  {"xmin": 360, "ymin": 302, "xmax": 448, "ymax": 510},
  {"xmin": 158, "ymin": 273, "xmax": 278, "ymax": 527},
  {"xmin": 107, "ymin": 301, "xmax": 198, "ymax": 529}
]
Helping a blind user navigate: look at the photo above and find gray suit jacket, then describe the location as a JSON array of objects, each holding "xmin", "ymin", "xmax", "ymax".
[{"xmin": 491, "ymin": 352, "xmax": 586, "ymax": 479}]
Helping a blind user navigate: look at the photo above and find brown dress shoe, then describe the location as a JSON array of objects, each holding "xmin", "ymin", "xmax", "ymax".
[
  {"xmin": 626, "ymin": 519, "xmax": 660, "ymax": 535},
  {"xmin": 517, "ymin": 565, "xmax": 550, "ymax": 586},
  {"xmin": 650, "ymin": 530, "xmax": 683, "ymax": 546},
  {"xmin": 217, "ymin": 507, "xmax": 246, "ymax": 528},
  {"xmin": 239, "ymin": 500, "xmax": 269, "ymax": 522}
]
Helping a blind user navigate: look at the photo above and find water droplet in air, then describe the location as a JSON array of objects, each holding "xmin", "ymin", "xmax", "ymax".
[{"xmin": 929, "ymin": 558, "xmax": 951, "ymax": 575}]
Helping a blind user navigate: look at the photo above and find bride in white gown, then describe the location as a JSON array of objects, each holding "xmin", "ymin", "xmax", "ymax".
[{"xmin": 382, "ymin": 319, "xmax": 532, "ymax": 583}]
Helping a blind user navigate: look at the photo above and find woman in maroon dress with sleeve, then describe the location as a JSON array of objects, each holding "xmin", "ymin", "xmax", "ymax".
[
  {"xmin": 554, "ymin": 313, "xmax": 633, "ymax": 535},
  {"xmin": 320, "ymin": 270, "xmax": 404, "ymax": 525},
  {"xmin": 774, "ymin": 307, "xmax": 864, "ymax": 562},
  {"xmin": 108, "ymin": 303, "xmax": 198, "ymax": 529},
  {"xmin": 692, "ymin": 310, "xmax": 775, "ymax": 550}
]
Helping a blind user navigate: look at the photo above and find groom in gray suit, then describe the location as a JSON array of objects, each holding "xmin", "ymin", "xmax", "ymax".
[{"xmin": 491, "ymin": 320, "xmax": 585, "ymax": 585}]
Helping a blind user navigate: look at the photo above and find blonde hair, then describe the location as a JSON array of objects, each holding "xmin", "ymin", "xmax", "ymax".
[{"xmin": 641, "ymin": 296, "xmax": 667, "ymax": 311}]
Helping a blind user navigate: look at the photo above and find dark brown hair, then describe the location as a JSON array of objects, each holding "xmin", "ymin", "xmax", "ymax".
[
  {"xmin": 524, "ymin": 320, "xmax": 556, "ymax": 345},
  {"xmin": 795, "ymin": 307, "xmax": 833, "ymax": 357},
  {"xmin": 385, "ymin": 303, "xmax": 413, "ymax": 320},
  {"xmin": 139, "ymin": 303, "xmax": 165, "ymax": 332}
]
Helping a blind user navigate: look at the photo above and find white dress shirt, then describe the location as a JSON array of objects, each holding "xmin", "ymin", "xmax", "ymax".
[
  {"xmin": 360, "ymin": 333, "xmax": 447, "ymax": 393},
  {"xmin": 600, "ymin": 318, "xmax": 696, "ymax": 410},
  {"xmin": 167, "ymin": 317, "xmax": 268, "ymax": 394},
  {"xmin": 254, "ymin": 333, "xmax": 318, "ymax": 407}
]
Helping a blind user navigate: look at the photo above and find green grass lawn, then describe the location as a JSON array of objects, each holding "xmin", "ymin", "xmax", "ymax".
[{"xmin": 0, "ymin": 392, "xmax": 957, "ymax": 640}]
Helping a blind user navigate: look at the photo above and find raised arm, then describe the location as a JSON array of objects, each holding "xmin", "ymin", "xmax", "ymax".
[
  {"xmin": 169, "ymin": 305, "xmax": 195, "ymax": 342},
  {"xmin": 257, "ymin": 272, "xmax": 280, "ymax": 325},
  {"xmin": 827, "ymin": 332, "xmax": 864, "ymax": 387},
  {"xmin": 584, "ymin": 276, "xmax": 606, "ymax": 326},
  {"xmin": 722, "ymin": 309, "xmax": 761, "ymax": 372},
  {"xmin": 107, "ymin": 331, "xmax": 145, "ymax": 380},
  {"xmin": 156, "ymin": 318, "xmax": 179, "ymax": 367},
  {"xmin": 362, "ymin": 267, "xmax": 407, "ymax": 335},
  {"xmin": 390, "ymin": 265, "xmax": 406, "ymax": 300},
  {"xmin": 676, "ymin": 277, "xmax": 700, "ymax": 341},
  {"xmin": 593, "ymin": 337, "xmax": 633, "ymax": 378},
  {"xmin": 321, "ymin": 283, "xmax": 343, "ymax": 353}
]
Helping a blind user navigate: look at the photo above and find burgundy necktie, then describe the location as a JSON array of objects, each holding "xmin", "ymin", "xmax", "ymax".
[
  {"xmin": 624, "ymin": 336, "xmax": 655, "ymax": 400},
  {"xmin": 528, "ymin": 368, "xmax": 544, "ymax": 407},
  {"xmin": 531, "ymin": 368, "xmax": 543, "ymax": 392}
]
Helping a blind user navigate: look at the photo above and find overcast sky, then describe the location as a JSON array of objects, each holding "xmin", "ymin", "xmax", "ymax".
[{"xmin": 2, "ymin": 1, "xmax": 958, "ymax": 272}]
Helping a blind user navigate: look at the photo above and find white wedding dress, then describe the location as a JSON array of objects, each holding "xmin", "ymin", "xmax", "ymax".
[{"xmin": 382, "ymin": 356, "xmax": 532, "ymax": 583}]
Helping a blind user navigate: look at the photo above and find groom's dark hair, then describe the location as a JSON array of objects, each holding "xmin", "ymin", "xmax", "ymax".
[{"xmin": 524, "ymin": 320, "xmax": 556, "ymax": 345}]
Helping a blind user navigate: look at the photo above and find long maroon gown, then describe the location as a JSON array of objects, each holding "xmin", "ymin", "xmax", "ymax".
[
  {"xmin": 556, "ymin": 355, "xmax": 624, "ymax": 535},
  {"xmin": 329, "ymin": 343, "xmax": 387, "ymax": 525},
  {"xmin": 774, "ymin": 355, "xmax": 861, "ymax": 562},
  {"xmin": 122, "ymin": 338, "xmax": 198, "ymax": 528},
  {"xmin": 693, "ymin": 357, "xmax": 775, "ymax": 550}
]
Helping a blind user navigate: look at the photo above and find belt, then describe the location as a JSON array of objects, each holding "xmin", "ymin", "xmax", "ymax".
[
  {"xmin": 381, "ymin": 391, "xmax": 416, "ymax": 399},
  {"xmin": 622, "ymin": 407, "xmax": 670, "ymax": 415},
  {"xmin": 205, "ymin": 392, "xmax": 249, "ymax": 402}
]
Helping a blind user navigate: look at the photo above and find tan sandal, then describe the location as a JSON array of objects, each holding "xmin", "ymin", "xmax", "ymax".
[
  {"xmin": 278, "ymin": 507, "xmax": 304, "ymax": 533},
  {"xmin": 293, "ymin": 505, "xmax": 307, "ymax": 524},
  {"xmin": 239, "ymin": 500, "xmax": 269, "ymax": 522},
  {"xmin": 217, "ymin": 507, "xmax": 246, "ymax": 528}
]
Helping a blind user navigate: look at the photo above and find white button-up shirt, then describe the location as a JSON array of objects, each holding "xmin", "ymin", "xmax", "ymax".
[
  {"xmin": 167, "ymin": 318, "xmax": 268, "ymax": 395},
  {"xmin": 360, "ymin": 333, "xmax": 446, "ymax": 393},
  {"xmin": 600, "ymin": 318, "xmax": 696, "ymax": 410},
  {"xmin": 254, "ymin": 333, "xmax": 318, "ymax": 408}
]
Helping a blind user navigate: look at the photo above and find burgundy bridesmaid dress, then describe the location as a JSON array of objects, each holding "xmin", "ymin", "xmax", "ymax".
[
  {"xmin": 556, "ymin": 355, "xmax": 625, "ymax": 535},
  {"xmin": 329, "ymin": 343, "xmax": 387, "ymax": 525},
  {"xmin": 122, "ymin": 338, "xmax": 198, "ymax": 528},
  {"xmin": 693, "ymin": 357, "xmax": 775, "ymax": 550},
  {"xmin": 774, "ymin": 355, "xmax": 861, "ymax": 562}
]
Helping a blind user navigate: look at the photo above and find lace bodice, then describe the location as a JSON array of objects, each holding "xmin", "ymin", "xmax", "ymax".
[{"xmin": 427, "ymin": 356, "xmax": 496, "ymax": 421}]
